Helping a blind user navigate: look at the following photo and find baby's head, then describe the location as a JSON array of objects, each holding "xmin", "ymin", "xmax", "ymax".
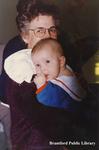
[{"xmin": 31, "ymin": 38, "xmax": 66, "ymax": 80}]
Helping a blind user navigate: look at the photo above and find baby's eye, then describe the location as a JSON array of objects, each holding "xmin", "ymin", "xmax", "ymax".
[
  {"xmin": 46, "ymin": 60, "xmax": 50, "ymax": 63},
  {"xmin": 36, "ymin": 64, "xmax": 40, "ymax": 67}
]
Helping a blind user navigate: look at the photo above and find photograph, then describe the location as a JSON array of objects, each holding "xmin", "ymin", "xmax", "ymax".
[{"xmin": 0, "ymin": 0, "xmax": 98, "ymax": 150}]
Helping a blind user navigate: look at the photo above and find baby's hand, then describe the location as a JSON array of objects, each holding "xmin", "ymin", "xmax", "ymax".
[{"xmin": 34, "ymin": 73, "xmax": 46, "ymax": 88}]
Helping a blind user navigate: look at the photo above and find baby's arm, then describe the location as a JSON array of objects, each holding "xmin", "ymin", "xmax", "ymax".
[
  {"xmin": 33, "ymin": 74, "xmax": 82, "ymax": 111},
  {"xmin": 33, "ymin": 74, "xmax": 65, "ymax": 108},
  {"xmin": 35, "ymin": 80, "xmax": 80, "ymax": 111}
]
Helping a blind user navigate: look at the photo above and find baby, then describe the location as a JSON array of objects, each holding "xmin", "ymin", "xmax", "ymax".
[{"xmin": 31, "ymin": 38, "xmax": 86, "ymax": 112}]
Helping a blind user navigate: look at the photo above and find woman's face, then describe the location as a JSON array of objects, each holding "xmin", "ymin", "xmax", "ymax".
[{"xmin": 22, "ymin": 15, "xmax": 58, "ymax": 48}]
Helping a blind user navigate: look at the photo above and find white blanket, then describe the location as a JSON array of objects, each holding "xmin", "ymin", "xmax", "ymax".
[{"xmin": 4, "ymin": 49, "xmax": 36, "ymax": 84}]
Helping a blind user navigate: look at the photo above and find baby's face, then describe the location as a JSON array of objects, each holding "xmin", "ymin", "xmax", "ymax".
[{"xmin": 32, "ymin": 45, "xmax": 61, "ymax": 81}]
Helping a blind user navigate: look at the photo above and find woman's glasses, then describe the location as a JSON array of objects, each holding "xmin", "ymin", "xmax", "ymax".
[{"xmin": 28, "ymin": 26, "xmax": 58, "ymax": 38}]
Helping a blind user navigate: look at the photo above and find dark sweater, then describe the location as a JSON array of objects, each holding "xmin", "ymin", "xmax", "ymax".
[
  {"xmin": 6, "ymin": 77, "xmax": 76, "ymax": 150},
  {"xmin": 0, "ymin": 35, "xmax": 26, "ymax": 101}
]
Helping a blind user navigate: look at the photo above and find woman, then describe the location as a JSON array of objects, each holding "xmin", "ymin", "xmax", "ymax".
[{"xmin": 3, "ymin": 0, "xmax": 74, "ymax": 150}]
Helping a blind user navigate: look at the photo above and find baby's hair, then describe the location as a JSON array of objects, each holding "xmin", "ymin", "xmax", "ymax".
[{"xmin": 31, "ymin": 38, "xmax": 65, "ymax": 57}]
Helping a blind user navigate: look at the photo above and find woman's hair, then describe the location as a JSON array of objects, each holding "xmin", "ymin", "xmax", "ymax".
[{"xmin": 16, "ymin": 0, "xmax": 60, "ymax": 32}]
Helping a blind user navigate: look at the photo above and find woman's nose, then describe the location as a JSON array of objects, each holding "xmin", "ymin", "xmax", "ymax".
[{"xmin": 44, "ymin": 29, "xmax": 51, "ymax": 38}]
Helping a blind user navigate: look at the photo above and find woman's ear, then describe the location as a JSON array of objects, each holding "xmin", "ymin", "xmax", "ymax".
[{"xmin": 59, "ymin": 56, "xmax": 66, "ymax": 68}]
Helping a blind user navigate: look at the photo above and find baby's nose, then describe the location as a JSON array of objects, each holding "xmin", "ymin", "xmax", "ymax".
[{"xmin": 42, "ymin": 67, "xmax": 47, "ymax": 74}]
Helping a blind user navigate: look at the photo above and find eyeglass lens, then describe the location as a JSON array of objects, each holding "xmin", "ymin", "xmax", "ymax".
[{"xmin": 29, "ymin": 26, "xmax": 58, "ymax": 38}]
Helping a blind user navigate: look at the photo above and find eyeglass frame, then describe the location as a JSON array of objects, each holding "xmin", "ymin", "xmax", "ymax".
[{"xmin": 27, "ymin": 26, "xmax": 59, "ymax": 38}]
